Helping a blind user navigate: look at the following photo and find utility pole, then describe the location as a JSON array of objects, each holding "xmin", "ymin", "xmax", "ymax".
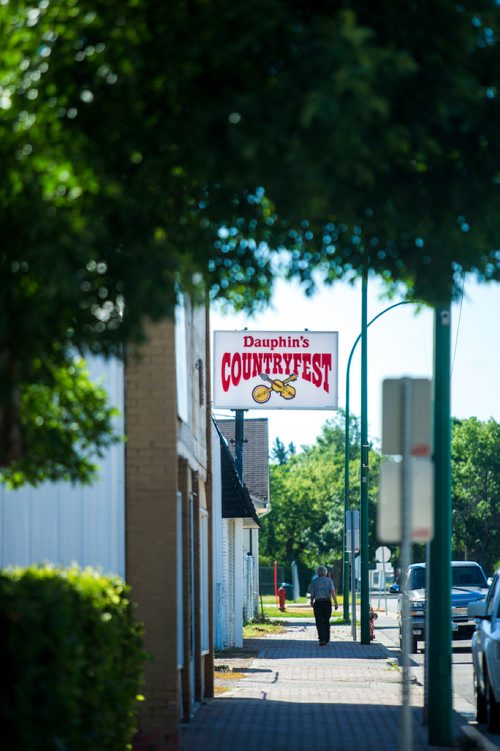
[
  {"xmin": 234, "ymin": 409, "xmax": 251, "ymax": 555},
  {"xmin": 400, "ymin": 378, "xmax": 413, "ymax": 751},
  {"xmin": 427, "ymin": 305, "xmax": 453, "ymax": 745},
  {"xmin": 234, "ymin": 409, "xmax": 244, "ymax": 481},
  {"xmin": 343, "ymin": 398, "xmax": 351, "ymax": 621},
  {"xmin": 360, "ymin": 270, "xmax": 370, "ymax": 644}
]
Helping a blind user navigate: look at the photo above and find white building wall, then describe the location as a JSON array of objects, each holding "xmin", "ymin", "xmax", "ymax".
[
  {"xmin": 253, "ymin": 531, "xmax": 260, "ymax": 602},
  {"xmin": 0, "ymin": 357, "xmax": 125, "ymax": 577},
  {"xmin": 224, "ymin": 520, "xmax": 235, "ymax": 647},
  {"xmin": 211, "ymin": 422, "xmax": 225, "ymax": 649},
  {"xmin": 213, "ymin": 512, "xmax": 244, "ymax": 650},
  {"xmin": 211, "ymin": 421, "xmax": 248, "ymax": 650},
  {"xmin": 233, "ymin": 519, "xmax": 244, "ymax": 648},
  {"xmin": 242, "ymin": 528, "xmax": 259, "ymax": 621}
]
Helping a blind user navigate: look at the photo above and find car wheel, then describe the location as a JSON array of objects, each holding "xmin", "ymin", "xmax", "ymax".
[
  {"xmin": 475, "ymin": 667, "xmax": 487, "ymax": 724},
  {"xmin": 411, "ymin": 636, "xmax": 418, "ymax": 654},
  {"xmin": 486, "ymin": 669, "xmax": 500, "ymax": 733}
]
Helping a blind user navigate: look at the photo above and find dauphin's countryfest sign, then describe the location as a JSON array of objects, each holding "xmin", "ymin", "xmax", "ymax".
[{"xmin": 213, "ymin": 331, "xmax": 338, "ymax": 410}]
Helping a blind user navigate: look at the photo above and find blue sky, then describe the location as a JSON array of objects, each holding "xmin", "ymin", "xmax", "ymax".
[{"xmin": 211, "ymin": 275, "xmax": 500, "ymax": 453}]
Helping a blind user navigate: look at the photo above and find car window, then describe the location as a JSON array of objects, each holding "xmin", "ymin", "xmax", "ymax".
[
  {"xmin": 452, "ymin": 565, "xmax": 488, "ymax": 588},
  {"xmin": 487, "ymin": 573, "xmax": 499, "ymax": 617},
  {"xmin": 409, "ymin": 568, "xmax": 426, "ymax": 589}
]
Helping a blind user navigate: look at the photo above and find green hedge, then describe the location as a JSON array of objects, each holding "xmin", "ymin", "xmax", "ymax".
[{"xmin": 0, "ymin": 565, "xmax": 145, "ymax": 751}]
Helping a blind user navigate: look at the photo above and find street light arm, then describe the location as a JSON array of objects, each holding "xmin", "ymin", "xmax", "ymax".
[
  {"xmin": 342, "ymin": 299, "xmax": 413, "ymax": 624},
  {"xmin": 346, "ymin": 300, "xmax": 413, "ymax": 382},
  {"xmin": 345, "ymin": 299, "xmax": 412, "ymax": 458}
]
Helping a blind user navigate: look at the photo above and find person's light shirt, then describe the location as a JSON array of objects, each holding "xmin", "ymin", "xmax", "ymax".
[{"xmin": 308, "ymin": 577, "xmax": 334, "ymax": 601}]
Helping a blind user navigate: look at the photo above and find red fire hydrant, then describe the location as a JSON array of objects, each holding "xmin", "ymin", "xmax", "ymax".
[
  {"xmin": 278, "ymin": 584, "xmax": 287, "ymax": 612},
  {"xmin": 369, "ymin": 606, "xmax": 378, "ymax": 640}
]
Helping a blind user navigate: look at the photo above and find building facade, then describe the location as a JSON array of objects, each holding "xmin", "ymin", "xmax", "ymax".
[
  {"xmin": 125, "ymin": 297, "xmax": 213, "ymax": 749},
  {"xmin": 0, "ymin": 296, "xmax": 213, "ymax": 751},
  {"xmin": 212, "ymin": 419, "xmax": 261, "ymax": 649},
  {"xmin": 217, "ymin": 417, "xmax": 270, "ymax": 622}
]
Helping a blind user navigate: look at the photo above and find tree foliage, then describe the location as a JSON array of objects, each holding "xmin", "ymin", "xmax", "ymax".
[
  {"xmin": 0, "ymin": 358, "xmax": 119, "ymax": 489},
  {"xmin": 260, "ymin": 413, "xmax": 381, "ymax": 580},
  {"xmin": 2, "ymin": 0, "xmax": 500, "ymax": 481},
  {"xmin": 270, "ymin": 438, "xmax": 296, "ymax": 466},
  {"xmin": 451, "ymin": 417, "xmax": 500, "ymax": 574},
  {"xmin": 263, "ymin": 415, "xmax": 500, "ymax": 584}
]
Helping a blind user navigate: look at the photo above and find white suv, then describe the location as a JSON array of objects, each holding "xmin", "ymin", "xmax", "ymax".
[{"xmin": 468, "ymin": 569, "xmax": 500, "ymax": 733}]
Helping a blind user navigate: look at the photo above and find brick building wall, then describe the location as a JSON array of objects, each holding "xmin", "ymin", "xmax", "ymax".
[
  {"xmin": 126, "ymin": 301, "xmax": 212, "ymax": 751},
  {"xmin": 126, "ymin": 319, "xmax": 180, "ymax": 750}
]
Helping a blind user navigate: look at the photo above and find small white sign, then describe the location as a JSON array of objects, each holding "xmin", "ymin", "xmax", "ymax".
[
  {"xmin": 345, "ymin": 510, "xmax": 360, "ymax": 553},
  {"xmin": 213, "ymin": 330, "xmax": 339, "ymax": 410},
  {"xmin": 376, "ymin": 562, "xmax": 394, "ymax": 572},
  {"xmin": 375, "ymin": 545, "xmax": 391, "ymax": 563}
]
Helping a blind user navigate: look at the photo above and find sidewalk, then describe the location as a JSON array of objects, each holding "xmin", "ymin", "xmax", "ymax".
[{"xmin": 180, "ymin": 619, "xmax": 467, "ymax": 751}]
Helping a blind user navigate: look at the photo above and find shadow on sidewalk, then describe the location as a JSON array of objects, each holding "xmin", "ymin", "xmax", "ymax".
[{"xmin": 181, "ymin": 698, "xmax": 453, "ymax": 751}]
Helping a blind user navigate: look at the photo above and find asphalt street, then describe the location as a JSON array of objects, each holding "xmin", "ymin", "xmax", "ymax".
[{"xmin": 373, "ymin": 594, "xmax": 500, "ymax": 748}]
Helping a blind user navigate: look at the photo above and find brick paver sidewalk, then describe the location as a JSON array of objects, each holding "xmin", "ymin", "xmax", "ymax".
[{"xmin": 181, "ymin": 621, "xmax": 460, "ymax": 751}]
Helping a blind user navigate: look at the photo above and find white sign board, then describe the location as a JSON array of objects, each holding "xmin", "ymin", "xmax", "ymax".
[
  {"xmin": 377, "ymin": 458, "xmax": 434, "ymax": 543},
  {"xmin": 213, "ymin": 330, "xmax": 339, "ymax": 410},
  {"xmin": 382, "ymin": 378, "xmax": 432, "ymax": 457}
]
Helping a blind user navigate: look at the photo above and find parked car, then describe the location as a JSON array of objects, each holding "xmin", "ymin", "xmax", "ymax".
[
  {"xmin": 398, "ymin": 561, "xmax": 489, "ymax": 653},
  {"xmin": 468, "ymin": 569, "xmax": 500, "ymax": 733}
]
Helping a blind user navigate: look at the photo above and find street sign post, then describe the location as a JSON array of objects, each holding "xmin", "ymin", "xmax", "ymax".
[
  {"xmin": 375, "ymin": 546, "xmax": 391, "ymax": 613},
  {"xmin": 345, "ymin": 510, "xmax": 360, "ymax": 553},
  {"xmin": 346, "ymin": 510, "xmax": 359, "ymax": 640},
  {"xmin": 379, "ymin": 377, "xmax": 433, "ymax": 751}
]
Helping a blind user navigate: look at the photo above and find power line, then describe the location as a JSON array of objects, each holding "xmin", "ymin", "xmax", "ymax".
[{"xmin": 451, "ymin": 272, "xmax": 466, "ymax": 376}]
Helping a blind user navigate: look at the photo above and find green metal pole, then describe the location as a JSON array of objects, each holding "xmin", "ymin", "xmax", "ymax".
[
  {"xmin": 428, "ymin": 304, "xmax": 453, "ymax": 745},
  {"xmin": 234, "ymin": 409, "xmax": 244, "ymax": 481},
  {"xmin": 360, "ymin": 270, "xmax": 370, "ymax": 644},
  {"xmin": 343, "ymin": 384, "xmax": 351, "ymax": 621},
  {"xmin": 342, "ymin": 300, "xmax": 413, "ymax": 628}
]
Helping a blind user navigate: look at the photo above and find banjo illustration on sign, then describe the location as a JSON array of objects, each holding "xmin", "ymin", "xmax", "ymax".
[{"xmin": 252, "ymin": 373, "xmax": 298, "ymax": 404}]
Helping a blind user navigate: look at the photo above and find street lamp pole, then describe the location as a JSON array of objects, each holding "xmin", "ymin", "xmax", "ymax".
[
  {"xmin": 342, "ymin": 298, "xmax": 412, "ymax": 627},
  {"xmin": 428, "ymin": 304, "xmax": 453, "ymax": 744},
  {"xmin": 360, "ymin": 271, "xmax": 370, "ymax": 644}
]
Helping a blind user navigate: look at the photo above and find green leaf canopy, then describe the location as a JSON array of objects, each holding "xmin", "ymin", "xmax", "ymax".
[{"xmin": 2, "ymin": 0, "xmax": 500, "ymax": 479}]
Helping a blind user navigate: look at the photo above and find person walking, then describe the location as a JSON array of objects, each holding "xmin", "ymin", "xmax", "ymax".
[{"xmin": 308, "ymin": 565, "xmax": 338, "ymax": 646}]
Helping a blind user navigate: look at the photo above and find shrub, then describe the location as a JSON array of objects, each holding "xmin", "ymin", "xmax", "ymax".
[{"xmin": 0, "ymin": 564, "xmax": 144, "ymax": 751}]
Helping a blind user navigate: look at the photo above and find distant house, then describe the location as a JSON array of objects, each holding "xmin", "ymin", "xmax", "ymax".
[
  {"xmin": 216, "ymin": 418, "xmax": 270, "ymax": 624},
  {"xmin": 211, "ymin": 420, "xmax": 260, "ymax": 648},
  {"xmin": 217, "ymin": 418, "xmax": 270, "ymax": 516}
]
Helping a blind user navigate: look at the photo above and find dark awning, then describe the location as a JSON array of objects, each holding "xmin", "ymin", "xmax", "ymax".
[{"xmin": 217, "ymin": 424, "xmax": 260, "ymax": 527}]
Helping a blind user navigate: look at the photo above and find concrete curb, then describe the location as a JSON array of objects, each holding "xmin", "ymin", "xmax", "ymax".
[{"xmin": 459, "ymin": 725, "xmax": 500, "ymax": 751}]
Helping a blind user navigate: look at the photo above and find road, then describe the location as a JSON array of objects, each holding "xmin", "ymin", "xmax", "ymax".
[
  {"xmin": 372, "ymin": 593, "xmax": 500, "ymax": 747},
  {"xmin": 374, "ymin": 610, "xmax": 474, "ymax": 705}
]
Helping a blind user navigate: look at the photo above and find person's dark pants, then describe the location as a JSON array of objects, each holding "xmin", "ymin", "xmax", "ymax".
[{"xmin": 313, "ymin": 600, "xmax": 332, "ymax": 644}]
